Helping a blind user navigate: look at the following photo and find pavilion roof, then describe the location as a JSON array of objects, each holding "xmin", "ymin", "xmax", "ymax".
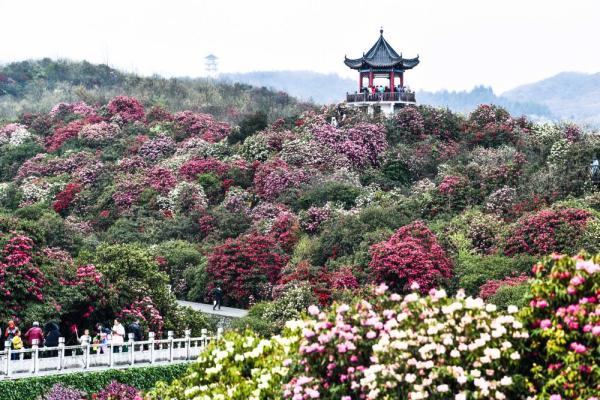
[{"xmin": 344, "ymin": 29, "xmax": 419, "ymax": 70}]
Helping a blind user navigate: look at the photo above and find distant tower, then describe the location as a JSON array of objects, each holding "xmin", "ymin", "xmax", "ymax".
[{"xmin": 205, "ymin": 54, "xmax": 218, "ymax": 77}]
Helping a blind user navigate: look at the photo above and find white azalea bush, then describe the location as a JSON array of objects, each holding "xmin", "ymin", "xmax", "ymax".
[
  {"xmin": 148, "ymin": 330, "xmax": 300, "ymax": 400},
  {"xmin": 283, "ymin": 284, "xmax": 529, "ymax": 400}
]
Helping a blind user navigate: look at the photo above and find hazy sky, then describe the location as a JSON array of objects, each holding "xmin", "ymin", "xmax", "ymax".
[{"xmin": 0, "ymin": 0, "xmax": 598, "ymax": 93}]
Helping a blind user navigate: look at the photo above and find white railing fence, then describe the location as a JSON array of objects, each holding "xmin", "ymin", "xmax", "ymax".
[{"xmin": 0, "ymin": 328, "xmax": 223, "ymax": 380}]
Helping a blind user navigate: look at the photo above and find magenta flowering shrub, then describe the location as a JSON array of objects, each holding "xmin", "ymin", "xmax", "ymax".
[
  {"xmin": 254, "ymin": 159, "xmax": 309, "ymax": 201},
  {"xmin": 369, "ymin": 221, "xmax": 453, "ymax": 293},
  {"xmin": 466, "ymin": 104, "xmax": 519, "ymax": 147},
  {"xmin": 50, "ymin": 101, "xmax": 95, "ymax": 121},
  {"xmin": 504, "ymin": 208, "xmax": 592, "ymax": 256},
  {"xmin": 118, "ymin": 296, "xmax": 164, "ymax": 336},
  {"xmin": 438, "ymin": 175, "xmax": 465, "ymax": 195},
  {"xmin": 96, "ymin": 381, "xmax": 140, "ymax": 400},
  {"xmin": 523, "ymin": 254, "xmax": 600, "ymax": 399},
  {"xmin": 107, "ymin": 96, "xmax": 145, "ymax": 123},
  {"xmin": 312, "ymin": 122, "xmax": 388, "ymax": 169}
]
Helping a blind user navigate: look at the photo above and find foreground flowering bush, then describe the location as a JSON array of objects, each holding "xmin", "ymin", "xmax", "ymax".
[
  {"xmin": 148, "ymin": 330, "xmax": 299, "ymax": 400},
  {"xmin": 285, "ymin": 285, "xmax": 528, "ymax": 400},
  {"xmin": 523, "ymin": 254, "xmax": 600, "ymax": 399}
]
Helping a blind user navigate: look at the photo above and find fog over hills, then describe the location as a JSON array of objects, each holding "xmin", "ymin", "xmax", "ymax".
[{"xmin": 222, "ymin": 71, "xmax": 600, "ymax": 126}]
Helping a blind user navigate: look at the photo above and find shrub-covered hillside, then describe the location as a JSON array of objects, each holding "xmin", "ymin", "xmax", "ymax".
[
  {"xmin": 0, "ymin": 59, "xmax": 313, "ymax": 121},
  {"xmin": 1, "ymin": 95, "xmax": 600, "ymax": 341}
]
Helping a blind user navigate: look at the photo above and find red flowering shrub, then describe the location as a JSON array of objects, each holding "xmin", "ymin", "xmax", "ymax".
[
  {"xmin": 107, "ymin": 96, "xmax": 145, "ymax": 123},
  {"xmin": 0, "ymin": 235, "xmax": 46, "ymax": 316},
  {"xmin": 392, "ymin": 106, "xmax": 425, "ymax": 141},
  {"xmin": 206, "ymin": 234, "xmax": 289, "ymax": 306},
  {"xmin": 369, "ymin": 221, "xmax": 453, "ymax": 293},
  {"xmin": 118, "ymin": 296, "xmax": 164, "ymax": 336},
  {"xmin": 146, "ymin": 106, "xmax": 174, "ymax": 123},
  {"xmin": 268, "ymin": 211, "xmax": 300, "ymax": 253},
  {"xmin": 330, "ymin": 266, "xmax": 360, "ymax": 290},
  {"xmin": 253, "ymin": 158, "xmax": 309, "ymax": 201},
  {"xmin": 466, "ymin": 104, "xmax": 517, "ymax": 147},
  {"xmin": 179, "ymin": 158, "xmax": 229, "ymax": 181},
  {"xmin": 504, "ymin": 208, "xmax": 592, "ymax": 256},
  {"xmin": 478, "ymin": 274, "xmax": 529, "ymax": 299},
  {"xmin": 45, "ymin": 120, "xmax": 84, "ymax": 152},
  {"xmin": 522, "ymin": 254, "xmax": 600, "ymax": 399},
  {"xmin": 52, "ymin": 182, "xmax": 82, "ymax": 214},
  {"xmin": 146, "ymin": 166, "xmax": 177, "ymax": 195}
]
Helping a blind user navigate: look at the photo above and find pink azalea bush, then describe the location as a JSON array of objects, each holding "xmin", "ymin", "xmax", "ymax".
[
  {"xmin": 369, "ymin": 221, "xmax": 453, "ymax": 293},
  {"xmin": 479, "ymin": 274, "xmax": 530, "ymax": 300},
  {"xmin": 522, "ymin": 254, "xmax": 600, "ymax": 399},
  {"xmin": 254, "ymin": 158, "xmax": 309, "ymax": 201},
  {"xmin": 118, "ymin": 296, "xmax": 164, "ymax": 336}
]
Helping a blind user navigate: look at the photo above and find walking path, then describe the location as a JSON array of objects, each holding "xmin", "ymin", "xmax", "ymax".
[{"xmin": 177, "ymin": 300, "xmax": 248, "ymax": 318}]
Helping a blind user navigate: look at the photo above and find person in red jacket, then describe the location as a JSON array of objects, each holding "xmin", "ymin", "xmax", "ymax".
[{"xmin": 24, "ymin": 321, "xmax": 44, "ymax": 347}]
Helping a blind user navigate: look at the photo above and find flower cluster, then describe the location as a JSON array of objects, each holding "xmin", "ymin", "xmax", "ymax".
[
  {"xmin": 49, "ymin": 101, "xmax": 95, "ymax": 120},
  {"xmin": 522, "ymin": 254, "xmax": 600, "ymax": 399},
  {"xmin": 486, "ymin": 186, "xmax": 517, "ymax": 217},
  {"xmin": 52, "ymin": 182, "xmax": 82, "ymax": 214},
  {"xmin": 179, "ymin": 157, "xmax": 229, "ymax": 181},
  {"xmin": 0, "ymin": 235, "xmax": 46, "ymax": 305},
  {"xmin": 45, "ymin": 120, "xmax": 84, "ymax": 152},
  {"xmin": 96, "ymin": 381, "xmax": 141, "ymax": 400},
  {"xmin": 137, "ymin": 134, "xmax": 176, "ymax": 162},
  {"xmin": 479, "ymin": 275, "xmax": 529, "ymax": 300},
  {"xmin": 299, "ymin": 206, "xmax": 332, "ymax": 234},
  {"xmin": 284, "ymin": 286, "xmax": 528, "ymax": 400},
  {"xmin": 369, "ymin": 221, "xmax": 453, "ymax": 293},
  {"xmin": 393, "ymin": 106, "xmax": 426, "ymax": 140},
  {"xmin": 173, "ymin": 110, "xmax": 231, "ymax": 142}
]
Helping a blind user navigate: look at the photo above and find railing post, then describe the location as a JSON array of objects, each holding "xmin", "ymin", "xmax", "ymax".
[
  {"xmin": 128, "ymin": 333, "xmax": 135, "ymax": 365},
  {"xmin": 201, "ymin": 329, "xmax": 207, "ymax": 348},
  {"xmin": 184, "ymin": 329, "xmax": 191, "ymax": 360},
  {"xmin": 149, "ymin": 332, "xmax": 155, "ymax": 364},
  {"xmin": 58, "ymin": 337, "xmax": 65, "ymax": 371},
  {"xmin": 5, "ymin": 341, "xmax": 11, "ymax": 377},
  {"xmin": 31, "ymin": 339, "xmax": 39, "ymax": 374},
  {"xmin": 168, "ymin": 331, "xmax": 174, "ymax": 362},
  {"xmin": 108, "ymin": 340, "xmax": 113, "ymax": 368}
]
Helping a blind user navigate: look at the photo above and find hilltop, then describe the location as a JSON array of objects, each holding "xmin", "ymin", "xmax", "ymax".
[{"xmin": 0, "ymin": 59, "xmax": 314, "ymax": 122}]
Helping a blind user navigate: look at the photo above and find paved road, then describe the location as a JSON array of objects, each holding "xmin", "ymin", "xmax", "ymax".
[{"xmin": 177, "ymin": 300, "xmax": 248, "ymax": 318}]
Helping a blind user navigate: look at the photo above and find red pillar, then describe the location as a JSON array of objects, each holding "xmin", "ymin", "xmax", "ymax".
[
  {"xmin": 369, "ymin": 70, "xmax": 373, "ymax": 87},
  {"xmin": 359, "ymin": 72, "xmax": 363, "ymax": 91},
  {"xmin": 400, "ymin": 73, "xmax": 404, "ymax": 88},
  {"xmin": 390, "ymin": 71, "xmax": 395, "ymax": 92}
]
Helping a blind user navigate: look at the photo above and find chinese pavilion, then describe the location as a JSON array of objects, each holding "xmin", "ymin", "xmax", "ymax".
[{"xmin": 344, "ymin": 29, "xmax": 419, "ymax": 115}]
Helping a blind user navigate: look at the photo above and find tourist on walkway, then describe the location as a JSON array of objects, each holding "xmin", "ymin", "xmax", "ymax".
[
  {"xmin": 213, "ymin": 285, "xmax": 223, "ymax": 311},
  {"xmin": 24, "ymin": 321, "xmax": 44, "ymax": 347},
  {"xmin": 111, "ymin": 318, "xmax": 125, "ymax": 352},
  {"xmin": 11, "ymin": 331, "xmax": 23, "ymax": 360},
  {"xmin": 129, "ymin": 319, "xmax": 143, "ymax": 342},
  {"xmin": 44, "ymin": 322, "xmax": 60, "ymax": 357},
  {"xmin": 77, "ymin": 329, "xmax": 91, "ymax": 344},
  {"xmin": 4, "ymin": 320, "xmax": 20, "ymax": 347}
]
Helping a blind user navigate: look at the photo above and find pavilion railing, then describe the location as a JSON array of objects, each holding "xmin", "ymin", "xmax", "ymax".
[
  {"xmin": 0, "ymin": 328, "xmax": 222, "ymax": 380},
  {"xmin": 346, "ymin": 92, "xmax": 416, "ymax": 103}
]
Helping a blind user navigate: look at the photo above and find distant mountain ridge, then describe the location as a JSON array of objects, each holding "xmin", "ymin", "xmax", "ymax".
[
  {"xmin": 221, "ymin": 70, "xmax": 600, "ymax": 126},
  {"xmin": 502, "ymin": 71, "xmax": 600, "ymax": 127}
]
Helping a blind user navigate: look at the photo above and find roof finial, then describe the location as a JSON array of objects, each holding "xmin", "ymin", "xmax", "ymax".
[{"xmin": 380, "ymin": 27, "xmax": 384, "ymax": 35}]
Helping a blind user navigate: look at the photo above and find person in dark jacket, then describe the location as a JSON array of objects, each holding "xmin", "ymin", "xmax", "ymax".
[
  {"xmin": 129, "ymin": 320, "xmax": 143, "ymax": 341},
  {"xmin": 44, "ymin": 322, "xmax": 60, "ymax": 357},
  {"xmin": 212, "ymin": 285, "xmax": 223, "ymax": 310}
]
